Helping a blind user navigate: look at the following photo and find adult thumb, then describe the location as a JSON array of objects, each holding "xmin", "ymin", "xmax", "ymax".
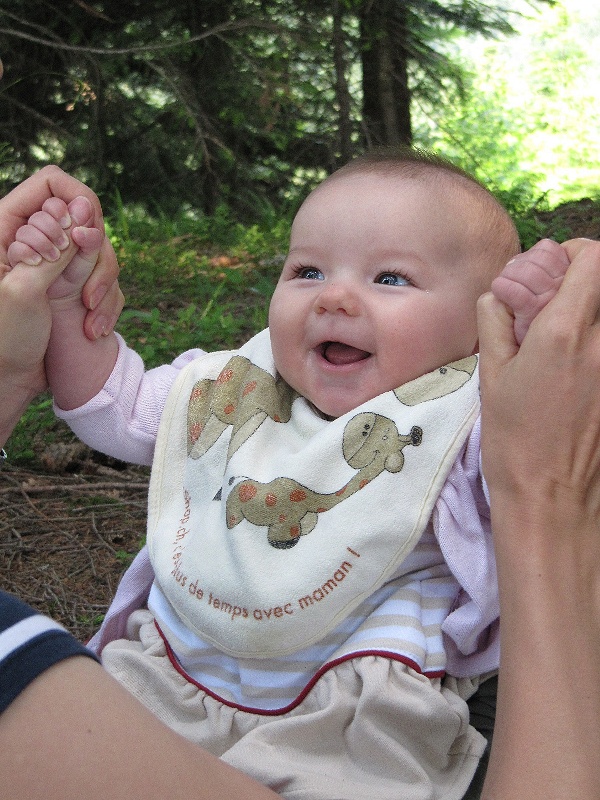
[{"xmin": 477, "ymin": 292, "xmax": 519, "ymax": 383}]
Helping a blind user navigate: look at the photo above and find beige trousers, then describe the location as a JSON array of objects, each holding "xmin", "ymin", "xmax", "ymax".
[{"xmin": 102, "ymin": 609, "xmax": 486, "ymax": 800}]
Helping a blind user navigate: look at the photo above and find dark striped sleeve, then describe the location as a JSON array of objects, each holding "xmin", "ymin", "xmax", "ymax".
[{"xmin": 0, "ymin": 590, "xmax": 98, "ymax": 714}]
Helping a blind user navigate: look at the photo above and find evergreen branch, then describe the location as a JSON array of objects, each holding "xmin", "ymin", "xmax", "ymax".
[{"xmin": 0, "ymin": 18, "xmax": 277, "ymax": 57}]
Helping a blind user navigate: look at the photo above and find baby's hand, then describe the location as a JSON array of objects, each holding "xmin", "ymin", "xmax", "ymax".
[
  {"xmin": 7, "ymin": 196, "xmax": 104, "ymax": 304},
  {"xmin": 491, "ymin": 239, "xmax": 570, "ymax": 345}
]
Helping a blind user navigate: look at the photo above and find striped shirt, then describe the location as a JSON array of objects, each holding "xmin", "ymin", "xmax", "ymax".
[
  {"xmin": 0, "ymin": 590, "xmax": 97, "ymax": 714},
  {"xmin": 149, "ymin": 526, "xmax": 458, "ymax": 712}
]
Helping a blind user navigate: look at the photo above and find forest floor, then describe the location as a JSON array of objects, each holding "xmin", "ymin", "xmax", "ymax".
[{"xmin": 2, "ymin": 197, "xmax": 600, "ymax": 643}]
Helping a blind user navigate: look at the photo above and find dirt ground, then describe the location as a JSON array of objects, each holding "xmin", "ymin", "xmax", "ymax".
[
  {"xmin": 535, "ymin": 196, "xmax": 600, "ymax": 242},
  {"xmin": 2, "ymin": 198, "xmax": 600, "ymax": 642},
  {"xmin": 0, "ymin": 445, "xmax": 150, "ymax": 640}
]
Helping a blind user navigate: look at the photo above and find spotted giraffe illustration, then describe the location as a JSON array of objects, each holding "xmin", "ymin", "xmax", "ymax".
[
  {"xmin": 187, "ymin": 356, "xmax": 298, "ymax": 461},
  {"xmin": 187, "ymin": 354, "xmax": 477, "ymax": 464},
  {"xmin": 394, "ymin": 356, "xmax": 477, "ymax": 405},
  {"xmin": 186, "ymin": 352, "xmax": 477, "ymax": 548},
  {"xmin": 225, "ymin": 413, "xmax": 423, "ymax": 548}
]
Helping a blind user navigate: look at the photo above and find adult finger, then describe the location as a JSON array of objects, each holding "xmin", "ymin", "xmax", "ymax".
[
  {"xmin": 83, "ymin": 279, "xmax": 125, "ymax": 341},
  {"xmin": 477, "ymin": 291, "xmax": 519, "ymax": 379},
  {"xmin": 80, "ymin": 235, "xmax": 120, "ymax": 313},
  {"xmin": 553, "ymin": 239, "xmax": 600, "ymax": 326}
]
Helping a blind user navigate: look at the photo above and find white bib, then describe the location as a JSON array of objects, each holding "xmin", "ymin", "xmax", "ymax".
[{"xmin": 148, "ymin": 328, "xmax": 479, "ymax": 658}]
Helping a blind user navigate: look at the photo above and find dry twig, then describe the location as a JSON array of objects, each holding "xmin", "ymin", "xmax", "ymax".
[{"xmin": 0, "ymin": 461, "xmax": 149, "ymax": 641}]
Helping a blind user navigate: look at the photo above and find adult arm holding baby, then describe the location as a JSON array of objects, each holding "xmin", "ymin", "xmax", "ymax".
[{"xmin": 479, "ymin": 237, "xmax": 600, "ymax": 799}]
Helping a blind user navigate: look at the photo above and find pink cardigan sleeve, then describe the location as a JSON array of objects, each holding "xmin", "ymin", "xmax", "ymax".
[{"xmin": 54, "ymin": 333, "xmax": 205, "ymax": 466}]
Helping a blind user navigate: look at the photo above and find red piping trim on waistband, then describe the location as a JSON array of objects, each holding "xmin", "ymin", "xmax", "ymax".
[{"xmin": 154, "ymin": 620, "xmax": 445, "ymax": 717}]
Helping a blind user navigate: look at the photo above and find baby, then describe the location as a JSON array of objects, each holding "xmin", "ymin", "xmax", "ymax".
[{"xmin": 9, "ymin": 149, "xmax": 569, "ymax": 800}]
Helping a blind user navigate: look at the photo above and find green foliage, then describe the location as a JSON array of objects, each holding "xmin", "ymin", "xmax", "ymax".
[
  {"xmin": 8, "ymin": 396, "xmax": 57, "ymax": 465},
  {"xmin": 0, "ymin": 0, "xmax": 555, "ymax": 216},
  {"xmin": 408, "ymin": 2, "xmax": 600, "ymax": 250},
  {"xmin": 108, "ymin": 206, "xmax": 289, "ymax": 367},
  {"xmin": 77, "ymin": 612, "xmax": 106, "ymax": 628},
  {"xmin": 0, "ymin": 0, "xmax": 342, "ymax": 214},
  {"xmin": 512, "ymin": 5, "xmax": 600, "ymax": 203},
  {"xmin": 416, "ymin": 1, "xmax": 600, "ymax": 224},
  {"xmin": 414, "ymin": 63, "xmax": 548, "ymax": 247}
]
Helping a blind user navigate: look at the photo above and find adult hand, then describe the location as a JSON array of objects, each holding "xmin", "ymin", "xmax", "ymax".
[
  {"xmin": 8, "ymin": 195, "xmax": 104, "ymax": 304},
  {"xmin": 0, "ymin": 166, "xmax": 123, "ymax": 342},
  {"xmin": 478, "ymin": 237, "xmax": 600, "ymax": 799},
  {"xmin": 0, "ymin": 168, "xmax": 123, "ymax": 444},
  {"xmin": 479, "ymin": 237, "xmax": 600, "ymax": 522}
]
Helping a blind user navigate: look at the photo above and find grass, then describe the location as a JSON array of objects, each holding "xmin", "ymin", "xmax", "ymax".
[{"xmin": 108, "ymin": 203, "xmax": 289, "ymax": 367}]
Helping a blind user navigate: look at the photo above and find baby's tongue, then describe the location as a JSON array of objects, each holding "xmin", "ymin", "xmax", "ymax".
[{"xmin": 323, "ymin": 342, "xmax": 370, "ymax": 365}]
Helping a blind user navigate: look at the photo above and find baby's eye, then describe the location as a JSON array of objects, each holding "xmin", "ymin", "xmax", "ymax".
[
  {"xmin": 296, "ymin": 266, "xmax": 324, "ymax": 281},
  {"xmin": 376, "ymin": 272, "xmax": 411, "ymax": 287}
]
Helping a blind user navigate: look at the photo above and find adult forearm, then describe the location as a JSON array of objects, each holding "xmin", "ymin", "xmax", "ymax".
[
  {"xmin": 477, "ymin": 244, "xmax": 600, "ymax": 798},
  {"xmin": 0, "ymin": 656, "xmax": 280, "ymax": 800},
  {"xmin": 482, "ymin": 497, "xmax": 600, "ymax": 799},
  {"xmin": 0, "ymin": 383, "xmax": 38, "ymax": 448}
]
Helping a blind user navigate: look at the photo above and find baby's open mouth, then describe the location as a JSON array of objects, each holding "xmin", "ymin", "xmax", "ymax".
[{"xmin": 320, "ymin": 341, "xmax": 371, "ymax": 366}]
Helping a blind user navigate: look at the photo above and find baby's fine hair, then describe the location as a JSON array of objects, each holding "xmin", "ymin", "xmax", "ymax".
[{"xmin": 323, "ymin": 146, "xmax": 521, "ymax": 274}]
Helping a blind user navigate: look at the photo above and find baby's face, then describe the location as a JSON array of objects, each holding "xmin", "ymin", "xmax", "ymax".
[{"xmin": 268, "ymin": 172, "xmax": 487, "ymax": 418}]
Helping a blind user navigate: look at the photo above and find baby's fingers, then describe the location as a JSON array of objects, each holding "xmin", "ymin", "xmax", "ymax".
[
  {"xmin": 490, "ymin": 273, "xmax": 537, "ymax": 313},
  {"xmin": 7, "ymin": 240, "xmax": 43, "ymax": 267},
  {"xmin": 520, "ymin": 238, "xmax": 570, "ymax": 277},
  {"xmin": 41, "ymin": 197, "xmax": 72, "ymax": 229},
  {"xmin": 13, "ymin": 211, "xmax": 70, "ymax": 263}
]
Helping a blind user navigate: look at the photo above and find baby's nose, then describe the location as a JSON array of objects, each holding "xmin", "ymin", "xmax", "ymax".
[{"xmin": 314, "ymin": 281, "xmax": 360, "ymax": 316}]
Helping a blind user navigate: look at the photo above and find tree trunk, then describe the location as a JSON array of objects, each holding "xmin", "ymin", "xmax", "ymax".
[
  {"xmin": 181, "ymin": 0, "xmax": 235, "ymax": 213},
  {"xmin": 359, "ymin": 0, "xmax": 412, "ymax": 147},
  {"xmin": 332, "ymin": 0, "xmax": 354, "ymax": 165}
]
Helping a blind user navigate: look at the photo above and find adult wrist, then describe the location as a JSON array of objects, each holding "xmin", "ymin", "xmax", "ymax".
[
  {"xmin": 490, "ymin": 494, "xmax": 600, "ymax": 641},
  {"xmin": 0, "ymin": 379, "xmax": 42, "ymax": 448}
]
